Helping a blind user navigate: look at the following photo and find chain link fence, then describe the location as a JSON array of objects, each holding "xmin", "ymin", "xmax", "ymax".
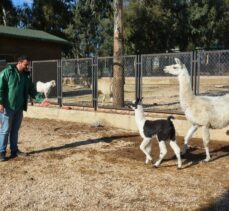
[
  {"xmin": 4, "ymin": 49, "xmax": 228, "ymax": 114},
  {"xmin": 197, "ymin": 50, "xmax": 229, "ymax": 97},
  {"xmin": 61, "ymin": 58, "xmax": 93, "ymax": 106},
  {"xmin": 141, "ymin": 52, "xmax": 193, "ymax": 112}
]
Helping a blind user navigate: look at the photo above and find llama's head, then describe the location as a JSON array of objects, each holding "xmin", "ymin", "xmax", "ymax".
[
  {"xmin": 164, "ymin": 58, "xmax": 186, "ymax": 75},
  {"xmin": 51, "ymin": 80, "xmax": 56, "ymax": 87},
  {"xmin": 129, "ymin": 97, "xmax": 143, "ymax": 111}
]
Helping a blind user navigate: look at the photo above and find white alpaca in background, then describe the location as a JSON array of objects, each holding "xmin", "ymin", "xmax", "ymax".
[
  {"xmin": 36, "ymin": 80, "xmax": 56, "ymax": 99},
  {"xmin": 130, "ymin": 98, "xmax": 182, "ymax": 169},
  {"xmin": 97, "ymin": 78, "xmax": 113, "ymax": 105},
  {"xmin": 164, "ymin": 58, "xmax": 229, "ymax": 162}
]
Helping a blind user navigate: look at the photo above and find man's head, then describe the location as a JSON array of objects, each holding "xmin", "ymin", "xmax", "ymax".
[{"xmin": 16, "ymin": 55, "xmax": 30, "ymax": 72}]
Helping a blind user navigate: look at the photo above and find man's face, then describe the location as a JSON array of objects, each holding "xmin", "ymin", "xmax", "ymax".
[{"xmin": 17, "ymin": 59, "xmax": 30, "ymax": 72}]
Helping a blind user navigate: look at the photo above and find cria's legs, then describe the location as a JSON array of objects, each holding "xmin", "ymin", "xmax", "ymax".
[
  {"xmin": 154, "ymin": 141, "xmax": 167, "ymax": 167},
  {"xmin": 202, "ymin": 126, "xmax": 211, "ymax": 162},
  {"xmin": 140, "ymin": 138, "xmax": 152, "ymax": 163},
  {"xmin": 182, "ymin": 125, "xmax": 198, "ymax": 155},
  {"xmin": 145, "ymin": 141, "xmax": 152, "ymax": 164},
  {"xmin": 170, "ymin": 140, "xmax": 182, "ymax": 169}
]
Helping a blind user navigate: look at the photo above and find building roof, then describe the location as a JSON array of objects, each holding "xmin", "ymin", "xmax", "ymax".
[{"xmin": 0, "ymin": 25, "xmax": 70, "ymax": 45}]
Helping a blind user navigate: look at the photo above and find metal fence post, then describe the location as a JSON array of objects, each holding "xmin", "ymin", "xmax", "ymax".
[
  {"xmin": 30, "ymin": 62, "xmax": 34, "ymax": 105},
  {"xmin": 135, "ymin": 55, "xmax": 142, "ymax": 100},
  {"xmin": 92, "ymin": 57, "xmax": 98, "ymax": 111},
  {"xmin": 196, "ymin": 50, "xmax": 201, "ymax": 95},
  {"xmin": 192, "ymin": 50, "xmax": 198, "ymax": 95},
  {"xmin": 57, "ymin": 60, "xmax": 62, "ymax": 107}
]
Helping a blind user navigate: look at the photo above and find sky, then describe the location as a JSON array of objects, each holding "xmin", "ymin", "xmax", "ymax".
[{"xmin": 12, "ymin": 0, "xmax": 33, "ymax": 7}]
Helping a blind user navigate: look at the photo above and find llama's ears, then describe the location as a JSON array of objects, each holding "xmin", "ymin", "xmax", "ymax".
[
  {"xmin": 174, "ymin": 58, "xmax": 182, "ymax": 65},
  {"xmin": 136, "ymin": 97, "xmax": 143, "ymax": 104}
]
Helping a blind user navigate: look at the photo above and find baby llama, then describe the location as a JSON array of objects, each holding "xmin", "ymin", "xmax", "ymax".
[
  {"xmin": 130, "ymin": 98, "xmax": 182, "ymax": 169},
  {"xmin": 164, "ymin": 58, "xmax": 229, "ymax": 162}
]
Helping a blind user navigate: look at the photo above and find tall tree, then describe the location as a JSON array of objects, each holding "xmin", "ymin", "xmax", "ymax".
[
  {"xmin": 113, "ymin": 0, "xmax": 124, "ymax": 107},
  {"xmin": 21, "ymin": 0, "xmax": 74, "ymax": 38},
  {"xmin": 186, "ymin": 0, "xmax": 227, "ymax": 50},
  {"xmin": 161, "ymin": 0, "xmax": 190, "ymax": 51},
  {"xmin": 64, "ymin": 0, "xmax": 113, "ymax": 58},
  {"xmin": 218, "ymin": 0, "xmax": 229, "ymax": 48},
  {"xmin": 124, "ymin": 0, "xmax": 175, "ymax": 54},
  {"xmin": 0, "ymin": 0, "xmax": 17, "ymax": 26},
  {"xmin": 16, "ymin": 3, "xmax": 33, "ymax": 28}
]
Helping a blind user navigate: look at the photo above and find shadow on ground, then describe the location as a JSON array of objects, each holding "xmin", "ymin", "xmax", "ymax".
[
  {"xmin": 200, "ymin": 190, "xmax": 229, "ymax": 211},
  {"xmin": 28, "ymin": 134, "xmax": 139, "ymax": 155}
]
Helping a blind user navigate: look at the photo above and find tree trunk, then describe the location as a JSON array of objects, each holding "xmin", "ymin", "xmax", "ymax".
[
  {"xmin": 2, "ymin": 7, "xmax": 7, "ymax": 26},
  {"xmin": 113, "ymin": 0, "xmax": 124, "ymax": 108}
]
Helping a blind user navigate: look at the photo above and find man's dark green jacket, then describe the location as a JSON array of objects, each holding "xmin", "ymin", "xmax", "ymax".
[{"xmin": 0, "ymin": 65, "xmax": 43, "ymax": 111}]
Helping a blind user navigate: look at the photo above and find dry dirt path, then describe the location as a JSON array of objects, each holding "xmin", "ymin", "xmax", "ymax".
[{"xmin": 0, "ymin": 118, "xmax": 228, "ymax": 210}]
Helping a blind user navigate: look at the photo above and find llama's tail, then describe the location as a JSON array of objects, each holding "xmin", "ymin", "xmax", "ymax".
[
  {"xmin": 167, "ymin": 116, "xmax": 175, "ymax": 121},
  {"xmin": 226, "ymin": 130, "xmax": 229, "ymax": 135}
]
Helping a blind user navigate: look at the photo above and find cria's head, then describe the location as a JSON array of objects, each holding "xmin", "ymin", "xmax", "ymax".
[
  {"xmin": 129, "ymin": 97, "xmax": 143, "ymax": 110},
  {"xmin": 163, "ymin": 58, "xmax": 186, "ymax": 75}
]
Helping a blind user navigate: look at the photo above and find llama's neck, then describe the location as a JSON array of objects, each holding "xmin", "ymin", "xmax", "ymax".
[
  {"xmin": 134, "ymin": 106, "xmax": 146, "ymax": 129},
  {"xmin": 178, "ymin": 69, "xmax": 194, "ymax": 109}
]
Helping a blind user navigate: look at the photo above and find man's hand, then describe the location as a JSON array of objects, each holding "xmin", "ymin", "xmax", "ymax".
[
  {"xmin": 40, "ymin": 99, "xmax": 49, "ymax": 107},
  {"xmin": 0, "ymin": 104, "xmax": 4, "ymax": 113}
]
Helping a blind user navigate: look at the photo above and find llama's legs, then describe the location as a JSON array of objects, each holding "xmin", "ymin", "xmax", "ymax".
[
  {"xmin": 140, "ymin": 138, "xmax": 152, "ymax": 163},
  {"xmin": 101, "ymin": 94, "xmax": 106, "ymax": 105},
  {"xmin": 169, "ymin": 140, "xmax": 182, "ymax": 169},
  {"xmin": 145, "ymin": 141, "xmax": 152, "ymax": 164},
  {"xmin": 182, "ymin": 125, "xmax": 198, "ymax": 154},
  {"xmin": 154, "ymin": 141, "xmax": 167, "ymax": 167},
  {"xmin": 110, "ymin": 97, "xmax": 113, "ymax": 103},
  {"xmin": 44, "ymin": 87, "xmax": 51, "ymax": 100},
  {"xmin": 202, "ymin": 126, "xmax": 211, "ymax": 162},
  {"xmin": 44, "ymin": 92, "xmax": 48, "ymax": 99}
]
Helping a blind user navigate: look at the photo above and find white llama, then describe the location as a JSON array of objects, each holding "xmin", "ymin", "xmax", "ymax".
[
  {"xmin": 164, "ymin": 58, "xmax": 229, "ymax": 162},
  {"xmin": 36, "ymin": 80, "xmax": 56, "ymax": 99},
  {"xmin": 97, "ymin": 78, "xmax": 113, "ymax": 105},
  {"xmin": 130, "ymin": 98, "xmax": 182, "ymax": 169}
]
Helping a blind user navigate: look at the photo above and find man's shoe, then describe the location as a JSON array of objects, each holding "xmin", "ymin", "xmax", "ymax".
[
  {"xmin": 0, "ymin": 152, "xmax": 7, "ymax": 161},
  {"xmin": 10, "ymin": 149, "xmax": 28, "ymax": 158}
]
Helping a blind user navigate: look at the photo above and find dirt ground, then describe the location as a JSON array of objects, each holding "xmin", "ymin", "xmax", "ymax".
[{"xmin": 0, "ymin": 118, "xmax": 229, "ymax": 211}]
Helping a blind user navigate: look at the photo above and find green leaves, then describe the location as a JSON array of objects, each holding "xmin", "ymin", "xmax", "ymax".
[
  {"xmin": 0, "ymin": 0, "xmax": 17, "ymax": 26},
  {"xmin": 64, "ymin": 0, "xmax": 113, "ymax": 57},
  {"xmin": 4, "ymin": 0, "xmax": 229, "ymax": 56}
]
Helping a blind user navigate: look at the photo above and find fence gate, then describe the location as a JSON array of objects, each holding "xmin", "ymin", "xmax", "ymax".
[
  {"xmin": 140, "ymin": 52, "xmax": 193, "ymax": 113},
  {"xmin": 32, "ymin": 60, "xmax": 59, "ymax": 104},
  {"xmin": 196, "ymin": 50, "xmax": 229, "ymax": 96},
  {"xmin": 61, "ymin": 58, "xmax": 93, "ymax": 107}
]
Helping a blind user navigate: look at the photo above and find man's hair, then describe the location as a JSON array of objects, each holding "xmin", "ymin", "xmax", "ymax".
[{"xmin": 17, "ymin": 55, "xmax": 30, "ymax": 62}]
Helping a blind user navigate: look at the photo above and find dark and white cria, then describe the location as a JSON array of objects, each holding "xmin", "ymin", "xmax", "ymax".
[{"xmin": 130, "ymin": 98, "xmax": 182, "ymax": 169}]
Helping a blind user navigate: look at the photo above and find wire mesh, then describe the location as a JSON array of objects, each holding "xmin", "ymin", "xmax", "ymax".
[
  {"xmin": 141, "ymin": 52, "xmax": 193, "ymax": 113},
  {"xmin": 61, "ymin": 58, "xmax": 93, "ymax": 106},
  {"xmin": 197, "ymin": 50, "xmax": 229, "ymax": 96},
  {"xmin": 11, "ymin": 49, "xmax": 229, "ymax": 113}
]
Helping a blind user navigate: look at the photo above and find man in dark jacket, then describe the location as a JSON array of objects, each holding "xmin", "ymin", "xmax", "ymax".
[{"xmin": 0, "ymin": 55, "xmax": 44, "ymax": 161}]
